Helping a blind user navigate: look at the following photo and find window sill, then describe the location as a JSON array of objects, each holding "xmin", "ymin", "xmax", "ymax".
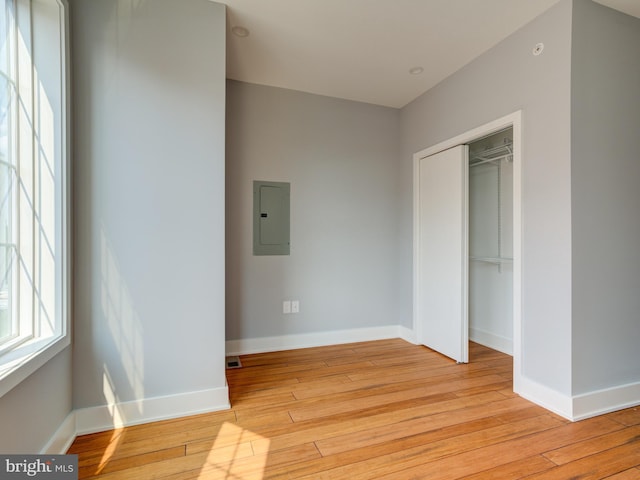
[{"xmin": 0, "ymin": 333, "xmax": 70, "ymax": 398}]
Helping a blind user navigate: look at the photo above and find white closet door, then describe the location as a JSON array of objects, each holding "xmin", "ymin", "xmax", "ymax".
[{"xmin": 417, "ymin": 145, "xmax": 468, "ymax": 363}]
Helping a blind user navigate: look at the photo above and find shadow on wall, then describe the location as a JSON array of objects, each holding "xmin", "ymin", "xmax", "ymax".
[
  {"xmin": 89, "ymin": 0, "xmax": 156, "ymax": 430},
  {"xmin": 99, "ymin": 224, "xmax": 145, "ymax": 426}
]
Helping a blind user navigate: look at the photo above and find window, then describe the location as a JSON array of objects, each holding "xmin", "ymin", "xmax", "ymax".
[{"xmin": 0, "ymin": 0, "xmax": 69, "ymax": 396}]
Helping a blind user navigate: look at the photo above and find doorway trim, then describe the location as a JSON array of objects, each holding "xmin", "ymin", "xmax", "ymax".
[{"xmin": 413, "ymin": 111, "xmax": 522, "ymax": 392}]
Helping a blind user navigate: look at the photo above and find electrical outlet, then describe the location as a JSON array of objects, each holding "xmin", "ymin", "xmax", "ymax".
[
  {"xmin": 283, "ymin": 300, "xmax": 291, "ymax": 314},
  {"xmin": 291, "ymin": 300, "xmax": 299, "ymax": 313}
]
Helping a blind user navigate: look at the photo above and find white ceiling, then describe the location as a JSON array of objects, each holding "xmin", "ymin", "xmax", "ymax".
[{"xmin": 220, "ymin": 0, "xmax": 640, "ymax": 108}]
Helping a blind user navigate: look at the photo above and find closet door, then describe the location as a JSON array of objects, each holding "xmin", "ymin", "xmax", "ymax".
[{"xmin": 417, "ymin": 146, "xmax": 468, "ymax": 363}]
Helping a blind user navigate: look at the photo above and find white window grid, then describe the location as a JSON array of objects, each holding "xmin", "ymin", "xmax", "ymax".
[{"xmin": 0, "ymin": 0, "xmax": 69, "ymax": 392}]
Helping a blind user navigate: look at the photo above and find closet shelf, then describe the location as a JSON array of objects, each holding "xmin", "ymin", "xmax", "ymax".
[{"xmin": 470, "ymin": 256, "xmax": 513, "ymax": 265}]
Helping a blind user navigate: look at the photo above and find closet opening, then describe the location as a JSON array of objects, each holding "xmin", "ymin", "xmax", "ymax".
[{"xmin": 467, "ymin": 127, "xmax": 514, "ymax": 358}]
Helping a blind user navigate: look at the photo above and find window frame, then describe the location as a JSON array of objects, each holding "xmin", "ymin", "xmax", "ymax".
[{"xmin": 0, "ymin": 0, "xmax": 70, "ymax": 398}]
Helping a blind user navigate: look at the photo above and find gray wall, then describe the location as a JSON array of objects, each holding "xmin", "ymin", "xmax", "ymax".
[
  {"xmin": 72, "ymin": 0, "xmax": 227, "ymax": 408},
  {"xmin": 226, "ymin": 81, "xmax": 401, "ymax": 340},
  {"xmin": 400, "ymin": 0, "xmax": 574, "ymax": 394},
  {"xmin": 571, "ymin": 1, "xmax": 640, "ymax": 394},
  {"xmin": 0, "ymin": 349, "xmax": 71, "ymax": 453}
]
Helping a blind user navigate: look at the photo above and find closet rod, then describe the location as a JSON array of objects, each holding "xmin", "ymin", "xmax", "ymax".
[
  {"xmin": 470, "ymin": 142, "xmax": 512, "ymax": 161},
  {"xmin": 469, "ymin": 153, "xmax": 512, "ymax": 167},
  {"xmin": 470, "ymin": 256, "xmax": 513, "ymax": 265},
  {"xmin": 473, "ymin": 143, "xmax": 512, "ymax": 156}
]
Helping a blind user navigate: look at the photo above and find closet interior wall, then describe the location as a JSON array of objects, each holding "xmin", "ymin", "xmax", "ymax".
[{"xmin": 468, "ymin": 128, "xmax": 514, "ymax": 355}]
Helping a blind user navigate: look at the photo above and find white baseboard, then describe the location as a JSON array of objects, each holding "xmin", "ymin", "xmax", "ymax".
[
  {"xmin": 514, "ymin": 375, "xmax": 573, "ymax": 420},
  {"xmin": 226, "ymin": 325, "xmax": 409, "ymax": 355},
  {"xmin": 74, "ymin": 386, "xmax": 230, "ymax": 436},
  {"xmin": 469, "ymin": 327, "xmax": 513, "ymax": 355},
  {"xmin": 398, "ymin": 325, "xmax": 417, "ymax": 344},
  {"xmin": 515, "ymin": 375, "xmax": 640, "ymax": 422},
  {"xmin": 41, "ymin": 412, "xmax": 77, "ymax": 454},
  {"xmin": 572, "ymin": 381, "xmax": 640, "ymax": 421}
]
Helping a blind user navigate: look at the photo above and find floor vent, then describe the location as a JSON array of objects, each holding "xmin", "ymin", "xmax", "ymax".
[{"xmin": 226, "ymin": 356, "xmax": 242, "ymax": 369}]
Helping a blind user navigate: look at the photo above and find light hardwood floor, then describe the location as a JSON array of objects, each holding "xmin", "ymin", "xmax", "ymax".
[{"xmin": 68, "ymin": 339, "xmax": 640, "ymax": 479}]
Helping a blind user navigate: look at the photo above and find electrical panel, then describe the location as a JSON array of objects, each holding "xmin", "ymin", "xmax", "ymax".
[{"xmin": 253, "ymin": 181, "xmax": 290, "ymax": 255}]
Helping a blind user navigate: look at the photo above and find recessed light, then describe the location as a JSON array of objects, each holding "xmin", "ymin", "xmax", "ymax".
[
  {"xmin": 231, "ymin": 26, "xmax": 249, "ymax": 38},
  {"xmin": 409, "ymin": 66, "xmax": 424, "ymax": 75}
]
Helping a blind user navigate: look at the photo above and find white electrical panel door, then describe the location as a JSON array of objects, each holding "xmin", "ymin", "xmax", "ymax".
[{"xmin": 417, "ymin": 145, "xmax": 469, "ymax": 363}]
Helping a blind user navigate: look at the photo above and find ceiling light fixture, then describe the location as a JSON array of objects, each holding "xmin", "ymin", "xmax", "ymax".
[
  {"xmin": 231, "ymin": 26, "xmax": 250, "ymax": 38},
  {"xmin": 409, "ymin": 66, "xmax": 424, "ymax": 75}
]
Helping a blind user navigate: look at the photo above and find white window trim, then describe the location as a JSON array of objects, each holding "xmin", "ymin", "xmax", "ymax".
[{"xmin": 0, "ymin": 0, "xmax": 70, "ymax": 398}]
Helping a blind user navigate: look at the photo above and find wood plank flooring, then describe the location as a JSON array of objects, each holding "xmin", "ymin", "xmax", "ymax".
[{"xmin": 68, "ymin": 339, "xmax": 640, "ymax": 479}]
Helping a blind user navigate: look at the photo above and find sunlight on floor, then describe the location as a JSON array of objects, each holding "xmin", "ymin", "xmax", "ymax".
[
  {"xmin": 199, "ymin": 422, "xmax": 270, "ymax": 479},
  {"xmin": 94, "ymin": 428, "xmax": 124, "ymax": 476}
]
